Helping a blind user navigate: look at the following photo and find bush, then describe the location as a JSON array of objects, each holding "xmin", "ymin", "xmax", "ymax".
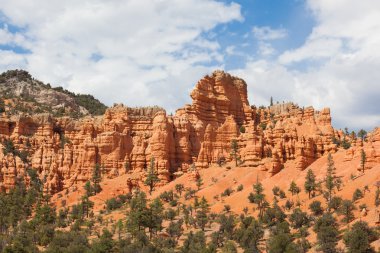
[
  {"xmin": 352, "ymin": 189, "xmax": 364, "ymax": 202},
  {"xmin": 221, "ymin": 188, "xmax": 234, "ymax": 197},
  {"xmin": 105, "ymin": 194, "xmax": 130, "ymax": 211},
  {"xmin": 309, "ymin": 200, "xmax": 323, "ymax": 216},
  {"xmin": 237, "ymin": 184, "xmax": 244, "ymax": 192}
]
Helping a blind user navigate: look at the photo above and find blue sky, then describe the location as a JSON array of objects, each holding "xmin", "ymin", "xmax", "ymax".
[{"xmin": 0, "ymin": 0, "xmax": 379, "ymax": 131}]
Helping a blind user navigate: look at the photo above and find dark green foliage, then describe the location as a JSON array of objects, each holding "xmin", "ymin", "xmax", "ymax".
[
  {"xmin": 352, "ymin": 188, "xmax": 364, "ymax": 202},
  {"xmin": 325, "ymin": 153, "xmax": 338, "ymax": 210},
  {"xmin": 328, "ymin": 196, "xmax": 343, "ymax": 212},
  {"xmin": 289, "ymin": 208, "xmax": 309, "ymax": 229},
  {"xmin": 221, "ymin": 187, "xmax": 234, "ymax": 197},
  {"xmin": 360, "ymin": 149, "xmax": 366, "ymax": 173},
  {"xmin": 357, "ymin": 129, "xmax": 367, "ymax": 141},
  {"xmin": 175, "ymin": 183, "xmax": 184, "ymax": 196},
  {"xmin": 90, "ymin": 228, "xmax": 115, "ymax": 253},
  {"xmin": 304, "ymin": 169, "xmax": 316, "ymax": 198},
  {"xmin": 230, "ymin": 139, "xmax": 239, "ymax": 166},
  {"xmin": 261, "ymin": 203, "xmax": 286, "ymax": 226},
  {"xmin": 267, "ymin": 230, "xmax": 297, "ymax": 253},
  {"xmin": 196, "ymin": 197, "xmax": 210, "ymax": 231},
  {"xmin": 72, "ymin": 94, "xmax": 108, "ymax": 116},
  {"xmin": 343, "ymin": 221, "xmax": 377, "ymax": 253},
  {"xmin": 248, "ymin": 181, "xmax": 266, "ymax": 216},
  {"xmin": 237, "ymin": 184, "xmax": 244, "ymax": 191},
  {"xmin": 92, "ymin": 163, "xmax": 102, "ymax": 194},
  {"xmin": 341, "ymin": 138, "xmax": 351, "ymax": 149},
  {"xmin": 105, "ymin": 194, "xmax": 130, "ymax": 211},
  {"xmin": 181, "ymin": 231, "xmax": 207, "ymax": 253},
  {"xmin": 235, "ymin": 216, "xmax": 264, "ymax": 252},
  {"xmin": 339, "ymin": 199, "xmax": 356, "ymax": 224},
  {"xmin": 288, "ymin": 181, "xmax": 300, "ymax": 196},
  {"xmin": 222, "ymin": 240, "xmax": 238, "ymax": 253},
  {"xmin": 239, "ymin": 125, "xmax": 246, "ymax": 133},
  {"xmin": 45, "ymin": 231, "xmax": 90, "ymax": 253},
  {"xmin": 196, "ymin": 176, "xmax": 204, "ymax": 191},
  {"xmin": 314, "ymin": 213, "xmax": 339, "ymax": 253},
  {"xmin": 309, "ymin": 200, "xmax": 324, "ymax": 216},
  {"xmin": 165, "ymin": 208, "xmax": 177, "ymax": 221},
  {"xmin": 144, "ymin": 157, "xmax": 160, "ymax": 195},
  {"xmin": 272, "ymin": 186, "xmax": 280, "ymax": 196},
  {"xmin": 2, "ymin": 139, "xmax": 29, "ymax": 163}
]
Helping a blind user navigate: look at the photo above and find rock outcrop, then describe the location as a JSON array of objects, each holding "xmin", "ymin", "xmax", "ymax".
[{"xmin": 0, "ymin": 70, "xmax": 342, "ymax": 193}]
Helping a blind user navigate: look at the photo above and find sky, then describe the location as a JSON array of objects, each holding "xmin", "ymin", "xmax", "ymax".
[{"xmin": 0, "ymin": 0, "xmax": 379, "ymax": 131}]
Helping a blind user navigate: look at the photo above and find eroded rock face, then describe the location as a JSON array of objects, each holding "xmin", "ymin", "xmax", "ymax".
[{"xmin": 0, "ymin": 70, "xmax": 342, "ymax": 193}]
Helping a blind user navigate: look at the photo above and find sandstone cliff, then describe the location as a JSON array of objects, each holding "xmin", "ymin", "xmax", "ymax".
[{"xmin": 0, "ymin": 70, "xmax": 360, "ymax": 193}]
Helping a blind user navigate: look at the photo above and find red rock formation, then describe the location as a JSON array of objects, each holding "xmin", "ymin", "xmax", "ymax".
[{"xmin": 0, "ymin": 70, "xmax": 345, "ymax": 194}]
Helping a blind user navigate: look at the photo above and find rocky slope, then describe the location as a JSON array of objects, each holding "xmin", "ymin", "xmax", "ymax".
[
  {"xmin": 0, "ymin": 70, "xmax": 377, "ymax": 194},
  {"xmin": 0, "ymin": 69, "xmax": 107, "ymax": 117}
]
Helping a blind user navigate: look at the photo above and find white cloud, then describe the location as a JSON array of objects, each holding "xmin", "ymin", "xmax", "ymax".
[
  {"xmin": 233, "ymin": 0, "xmax": 380, "ymax": 130},
  {"xmin": 0, "ymin": 0, "xmax": 242, "ymax": 111},
  {"xmin": 252, "ymin": 26, "xmax": 288, "ymax": 41}
]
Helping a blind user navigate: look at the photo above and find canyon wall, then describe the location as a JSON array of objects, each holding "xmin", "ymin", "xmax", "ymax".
[{"xmin": 0, "ymin": 70, "xmax": 354, "ymax": 193}]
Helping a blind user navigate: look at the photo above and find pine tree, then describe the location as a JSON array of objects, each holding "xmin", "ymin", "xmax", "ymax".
[
  {"xmin": 343, "ymin": 221, "xmax": 376, "ymax": 253},
  {"xmin": 147, "ymin": 198, "xmax": 164, "ymax": 238},
  {"xmin": 339, "ymin": 200, "xmax": 356, "ymax": 224},
  {"xmin": 196, "ymin": 177, "xmax": 203, "ymax": 191},
  {"xmin": 357, "ymin": 129, "xmax": 367, "ymax": 141},
  {"xmin": 84, "ymin": 181, "xmax": 92, "ymax": 197},
  {"xmin": 270, "ymin": 96, "xmax": 274, "ymax": 106},
  {"xmin": 248, "ymin": 181, "xmax": 266, "ymax": 217},
  {"xmin": 175, "ymin": 183, "xmax": 184, "ymax": 196},
  {"xmin": 92, "ymin": 163, "xmax": 102, "ymax": 194},
  {"xmin": 288, "ymin": 181, "xmax": 300, "ymax": 196},
  {"xmin": 196, "ymin": 197, "xmax": 209, "ymax": 231},
  {"xmin": 360, "ymin": 149, "xmax": 366, "ymax": 173},
  {"xmin": 304, "ymin": 169, "xmax": 316, "ymax": 199},
  {"xmin": 144, "ymin": 157, "xmax": 160, "ymax": 195},
  {"xmin": 230, "ymin": 139, "xmax": 239, "ymax": 166},
  {"xmin": 314, "ymin": 213, "xmax": 339, "ymax": 253},
  {"xmin": 325, "ymin": 153, "xmax": 337, "ymax": 210}
]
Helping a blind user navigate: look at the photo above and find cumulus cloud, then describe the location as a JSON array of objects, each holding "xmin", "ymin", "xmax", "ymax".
[
  {"xmin": 232, "ymin": 0, "xmax": 380, "ymax": 131},
  {"xmin": 252, "ymin": 26, "xmax": 288, "ymax": 41},
  {"xmin": 0, "ymin": 0, "xmax": 242, "ymax": 112}
]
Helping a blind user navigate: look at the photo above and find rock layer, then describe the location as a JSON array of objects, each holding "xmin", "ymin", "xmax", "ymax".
[{"xmin": 0, "ymin": 70, "xmax": 342, "ymax": 193}]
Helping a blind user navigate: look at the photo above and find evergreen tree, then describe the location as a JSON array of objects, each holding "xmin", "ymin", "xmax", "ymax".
[
  {"xmin": 92, "ymin": 163, "xmax": 102, "ymax": 194},
  {"xmin": 222, "ymin": 240, "xmax": 238, "ymax": 253},
  {"xmin": 175, "ymin": 183, "xmax": 184, "ymax": 196},
  {"xmin": 304, "ymin": 169, "xmax": 316, "ymax": 199},
  {"xmin": 196, "ymin": 197, "xmax": 210, "ymax": 231},
  {"xmin": 360, "ymin": 149, "xmax": 366, "ymax": 173},
  {"xmin": 144, "ymin": 157, "xmax": 160, "ymax": 195},
  {"xmin": 196, "ymin": 177, "xmax": 204, "ymax": 191},
  {"xmin": 270, "ymin": 96, "xmax": 274, "ymax": 106},
  {"xmin": 230, "ymin": 139, "xmax": 239, "ymax": 166},
  {"xmin": 288, "ymin": 181, "xmax": 300, "ymax": 196},
  {"xmin": 181, "ymin": 231, "xmax": 207, "ymax": 253},
  {"xmin": 267, "ymin": 230, "xmax": 297, "ymax": 253},
  {"xmin": 313, "ymin": 213, "xmax": 339, "ymax": 253},
  {"xmin": 357, "ymin": 129, "xmax": 367, "ymax": 141},
  {"xmin": 343, "ymin": 221, "xmax": 377, "ymax": 253},
  {"xmin": 147, "ymin": 198, "xmax": 164, "ymax": 238},
  {"xmin": 325, "ymin": 153, "xmax": 337, "ymax": 210},
  {"xmin": 309, "ymin": 200, "xmax": 323, "ymax": 216},
  {"xmin": 339, "ymin": 200, "xmax": 356, "ymax": 224},
  {"xmin": 84, "ymin": 181, "xmax": 93, "ymax": 197},
  {"xmin": 235, "ymin": 216, "xmax": 264, "ymax": 253},
  {"xmin": 248, "ymin": 181, "xmax": 266, "ymax": 217}
]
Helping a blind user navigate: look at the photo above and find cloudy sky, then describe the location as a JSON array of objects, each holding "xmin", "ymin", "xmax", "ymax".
[{"xmin": 0, "ymin": 0, "xmax": 379, "ymax": 131}]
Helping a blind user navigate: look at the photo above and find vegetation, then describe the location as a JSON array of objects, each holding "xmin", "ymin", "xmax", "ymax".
[
  {"xmin": 230, "ymin": 139, "xmax": 239, "ymax": 166},
  {"xmin": 144, "ymin": 157, "xmax": 160, "ymax": 195}
]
